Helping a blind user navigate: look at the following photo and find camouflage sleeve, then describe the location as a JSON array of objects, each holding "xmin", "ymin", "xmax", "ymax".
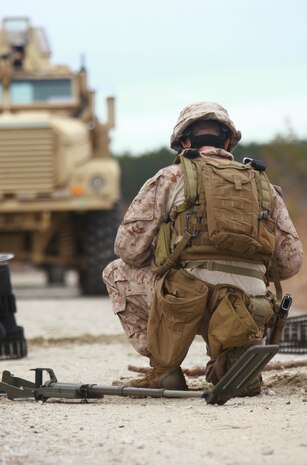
[
  {"xmin": 271, "ymin": 186, "xmax": 303, "ymax": 280},
  {"xmin": 114, "ymin": 165, "xmax": 183, "ymax": 267}
]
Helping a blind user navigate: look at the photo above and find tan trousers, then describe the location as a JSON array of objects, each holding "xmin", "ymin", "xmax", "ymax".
[
  {"xmin": 103, "ymin": 258, "xmax": 265, "ymax": 383},
  {"xmin": 103, "ymin": 259, "xmax": 210, "ymax": 355}
]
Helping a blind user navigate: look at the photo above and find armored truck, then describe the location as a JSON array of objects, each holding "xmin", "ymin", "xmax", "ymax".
[{"xmin": 0, "ymin": 17, "xmax": 121, "ymax": 294}]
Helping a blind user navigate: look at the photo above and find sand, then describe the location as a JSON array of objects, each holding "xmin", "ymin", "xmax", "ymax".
[{"xmin": 0, "ymin": 271, "xmax": 307, "ymax": 465}]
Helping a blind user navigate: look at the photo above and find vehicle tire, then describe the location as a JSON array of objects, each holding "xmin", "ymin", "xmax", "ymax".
[
  {"xmin": 78, "ymin": 204, "xmax": 121, "ymax": 296},
  {"xmin": 0, "ymin": 322, "xmax": 6, "ymax": 341},
  {"xmin": 46, "ymin": 265, "xmax": 66, "ymax": 286},
  {"xmin": 0, "ymin": 325, "xmax": 27, "ymax": 360}
]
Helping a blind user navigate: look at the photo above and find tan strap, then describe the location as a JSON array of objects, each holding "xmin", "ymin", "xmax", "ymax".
[
  {"xmin": 153, "ymin": 232, "xmax": 193, "ymax": 275},
  {"xmin": 179, "ymin": 153, "xmax": 198, "ymax": 203},
  {"xmin": 184, "ymin": 261, "xmax": 265, "ymax": 280},
  {"xmin": 268, "ymin": 255, "xmax": 283, "ymax": 304},
  {"xmin": 257, "ymin": 171, "xmax": 273, "ymax": 214}
]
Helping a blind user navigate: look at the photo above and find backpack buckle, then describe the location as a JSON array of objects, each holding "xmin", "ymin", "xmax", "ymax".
[{"xmin": 184, "ymin": 211, "xmax": 199, "ymax": 238}]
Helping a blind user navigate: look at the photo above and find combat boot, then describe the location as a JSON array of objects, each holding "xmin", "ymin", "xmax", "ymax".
[{"xmin": 126, "ymin": 366, "xmax": 188, "ymax": 390}]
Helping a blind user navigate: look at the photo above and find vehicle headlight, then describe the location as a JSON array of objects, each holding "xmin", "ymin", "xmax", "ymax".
[{"xmin": 90, "ymin": 175, "xmax": 105, "ymax": 190}]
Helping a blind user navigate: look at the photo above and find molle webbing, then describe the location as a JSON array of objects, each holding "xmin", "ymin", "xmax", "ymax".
[
  {"xmin": 158, "ymin": 153, "xmax": 277, "ymax": 277},
  {"xmin": 181, "ymin": 154, "xmax": 273, "ymax": 218},
  {"xmin": 177, "ymin": 155, "xmax": 275, "ymax": 260}
]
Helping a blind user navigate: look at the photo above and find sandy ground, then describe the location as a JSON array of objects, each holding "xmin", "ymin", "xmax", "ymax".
[{"xmin": 1, "ymin": 270, "xmax": 307, "ymax": 465}]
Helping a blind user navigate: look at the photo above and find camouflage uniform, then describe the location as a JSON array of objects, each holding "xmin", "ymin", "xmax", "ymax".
[
  {"xmin": 103, "ymin": 101, "xmax": 303, "ymax": 386},
  {"xmin": 103, "ymin": 152, "xmax": 303, "ymax": 356}
]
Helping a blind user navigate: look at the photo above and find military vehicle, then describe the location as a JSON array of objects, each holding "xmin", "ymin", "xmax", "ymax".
[{"xmin": 0, "ymin": 17, "xmax": 121, "ymax": 294}]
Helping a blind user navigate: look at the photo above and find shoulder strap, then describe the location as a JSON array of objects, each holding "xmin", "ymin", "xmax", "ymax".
[
  {"xmin": 153, "ymin": 230, "xmax": 194, "ymax": 275},
  {"xmin": 154, "ymin": 153, "xmax": 200, "ymax": 274},
  {"xmin": 255, "ymin": 170, "xmax": 282, "ymax": 299},
  {"xmin": 179, "ymin": 152, "xmax": 198, "ymax": 204},
  {"xmin": 256, "ymin": 171, "xmax": 273, "ymax": 213},
  {"xmin": 268, "ymin": 255, "xmax": 283, "ymax": 305}
]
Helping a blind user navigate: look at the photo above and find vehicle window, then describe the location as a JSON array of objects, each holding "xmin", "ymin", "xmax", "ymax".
[
  {"xmin": 3, "ymin": 18, "xmax": 29, "ymax": 47},
  {"xmin": 10, "ymin": 79, "xmax": 73, "ymax": 104}
]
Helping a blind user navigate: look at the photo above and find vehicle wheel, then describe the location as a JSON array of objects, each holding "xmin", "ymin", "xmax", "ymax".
[
  {"xmin": 46, "ymin": 265, "xmax": 66, "ymax": 286},
  {"xmin": 0, "ymin": 326, "xmax": 27, "ymax": 360},
  {"xmin": 78, "ymin": 205, "xmax": 121, "ymax": 295},
  {"xmin": 0, "ymin": 322, "xmax": 6, "ymax": 341}
]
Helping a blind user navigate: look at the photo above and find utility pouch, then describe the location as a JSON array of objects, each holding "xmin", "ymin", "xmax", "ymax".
[
  {"xmin": 208, "ymin": 286, "xmax": 259, "ymax": 358},
  {"xmin": 247, "ymin": 293, "xmax": 276, "ymax": 328},
  {"xmin": 148, "ymin": 269, "xmax": 208, "ymax": 368},
  {"xmin": 154, "ymin": 222, "xmax": 171, "ymax": 267}
]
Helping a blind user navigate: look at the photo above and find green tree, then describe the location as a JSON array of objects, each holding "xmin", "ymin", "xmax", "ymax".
[
  {"xmin": 117, "ymin": 147, "xmax": 174, "ymax": 204},
  {"xmin": 117, "ymin": 137, "xmax": 307, "ymax": 218}
]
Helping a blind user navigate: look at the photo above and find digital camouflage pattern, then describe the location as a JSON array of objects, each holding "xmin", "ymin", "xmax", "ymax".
[
  {"xmin": 271, "ymin": 186, "xmax": 303, "ymax": 279},
  {"xmin": 170, "ymin": 102, "xmax": 242, "ymax": 151},
  {"xmin": 103, "ymin": 259, "xmax": 157, "ymax": 356},
  {"xmin": 103, "ymin": 149, "xmax": 303, "ymax": 356}
]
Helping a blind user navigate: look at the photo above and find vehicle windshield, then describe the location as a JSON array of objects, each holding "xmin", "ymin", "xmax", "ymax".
[
  {"xmin": 9, "ymin": 78, "xmax": 73, "ymax": 104},
  {"xmin": 3, "ymin": 18, "xmax": 29, "ymax": 47}
]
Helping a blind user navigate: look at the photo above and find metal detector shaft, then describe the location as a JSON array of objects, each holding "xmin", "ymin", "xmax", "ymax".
[
  {"xmin": 0, "ymin": 371, "xmax": 204, "ymax": 401},
  {"xmin": 39, "ymin": 382, "xmax": 204, "ymax": 401},
  {"xmin": 0, "ymin": 345, "xmax": 279, "ymax": 405}
]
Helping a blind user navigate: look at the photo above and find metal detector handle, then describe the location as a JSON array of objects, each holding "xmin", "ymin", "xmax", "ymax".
[
  {"xmin": 30, "ymin": 368, "xmax": 58, "ymax": 388},
  {"xmin": 279, "ymin": 294, "xmax": 293, "ymax": 318},
  {"xmin": 269, "ymin": 294, "xmax": 292, "ymax": 345}
]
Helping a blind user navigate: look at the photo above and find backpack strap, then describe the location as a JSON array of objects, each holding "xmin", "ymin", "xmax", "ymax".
[
  {"xmin": 153, "ymin": 229, "xmax": 195, "ymax": 275},
  {"xmin": 256, "ymin": 171, "xmax": 273, "ymax": 214},
  {"xmin": 154, "ymin": 153, "xmax": 200, "ymax": 275},
  {"xmin": 179, "ymin": 151, "xmax": 198, "ymax": 204},
  {"xmin": 256, "ymin": 171, "xmax": 282, "ymax": 301}
]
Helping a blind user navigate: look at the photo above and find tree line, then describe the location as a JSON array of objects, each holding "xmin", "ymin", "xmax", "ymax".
[{"xmin": 116, "ymin": 136, "xmax": 307, "ymax": 218}]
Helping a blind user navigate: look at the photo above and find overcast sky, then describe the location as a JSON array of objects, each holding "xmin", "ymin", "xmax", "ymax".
[{"xmin": 1, "ymin": 0, "xmax": 307, "ymax": 154}]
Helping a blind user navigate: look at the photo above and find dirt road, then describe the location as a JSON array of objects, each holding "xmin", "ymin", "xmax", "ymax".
[{"xmin": 1, "ymin": 270, "xmax": 307, "ymax": 465}]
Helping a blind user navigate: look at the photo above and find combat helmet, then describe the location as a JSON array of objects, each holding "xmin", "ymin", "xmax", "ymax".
[{"xmin": 170, "ymin": 102, "xmax": 242, "ymax": 152}]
